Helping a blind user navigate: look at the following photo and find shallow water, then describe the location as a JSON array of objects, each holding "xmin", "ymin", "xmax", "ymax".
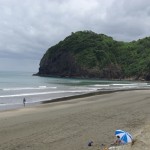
[{"xmin": 0, "ymin": 71, "xmax": 149, "ymax": 111}]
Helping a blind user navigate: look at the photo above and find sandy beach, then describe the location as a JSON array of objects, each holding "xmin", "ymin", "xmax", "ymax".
[{"xmin": 0, "ymin": 90, "xmax": 150, "ymax": 150}]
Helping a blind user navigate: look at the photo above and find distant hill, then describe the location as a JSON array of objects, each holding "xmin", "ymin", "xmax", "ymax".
[{"xmin": 36, "ymin": 31, "xmax": 150, "ymax": 80}]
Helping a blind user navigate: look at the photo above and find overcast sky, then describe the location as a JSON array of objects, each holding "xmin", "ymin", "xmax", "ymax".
[{"xmin": 0, "ymin": 0, "xmax": 150, "ymax": 72}]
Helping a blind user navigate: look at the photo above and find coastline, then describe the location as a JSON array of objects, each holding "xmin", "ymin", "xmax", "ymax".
[
  {"xmin": 1, "ymin": 88, "xmax": 148, "ymax": 112},
  {"xmin": 1, "ymin": 70, "xmax": 150, "ymax": 112},
  {"xmin": 41, "ymin": 88, "xmax": 150, "ymax": 104},
  {"xmin": 0, "ymin": 89, "xmax": 150, "ymax": 150},
  {"xmin": 0, "ymin": 88, "xmax": 149, "ymax": 114}
]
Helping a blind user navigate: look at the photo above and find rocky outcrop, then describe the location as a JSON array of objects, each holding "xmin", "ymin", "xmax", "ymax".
[
  {"xmin": 35, "ymin": 31, "xmax": 150, "ymax": 80},
  {"xmin": 37, "ymin": 50, "xmax": 122, "ymax": 79}
]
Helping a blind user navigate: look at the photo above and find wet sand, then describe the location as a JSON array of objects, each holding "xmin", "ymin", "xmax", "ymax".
[{"xmin": 0, "ymin": 90, "xmax": 150, "ymax": 150}]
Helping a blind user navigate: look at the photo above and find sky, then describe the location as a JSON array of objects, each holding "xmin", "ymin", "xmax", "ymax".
[{"xmin": 0, "ymin": 0, "xmax": 150, "ymax": 72}]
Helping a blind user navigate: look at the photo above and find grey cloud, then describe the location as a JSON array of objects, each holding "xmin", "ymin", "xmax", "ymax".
[
  {"xmin": 0, "ymin": 0, "xmax": 150, "ymax": 71},
  {"xmin": 0, "ymin": 57, "xmax": 39, "ymax": 72},
  {"xmin": 99, "ymin": 0, "xmax": 150, "ymax": 41}
]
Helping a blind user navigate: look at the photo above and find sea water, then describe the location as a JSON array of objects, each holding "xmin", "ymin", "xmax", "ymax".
[{"xmin": 0, "ymin": 71, "xmax": 150, "ymax": 111}]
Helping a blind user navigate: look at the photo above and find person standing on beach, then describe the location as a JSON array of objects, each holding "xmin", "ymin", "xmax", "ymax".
[{"xmin": 23, "ymin": 98, "xmax": 26, "ymax": 107}]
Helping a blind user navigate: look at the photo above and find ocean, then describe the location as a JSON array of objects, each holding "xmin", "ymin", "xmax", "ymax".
[{"xmin": 0, "ymin": 71, "xmax": 150, "ymax": 111}]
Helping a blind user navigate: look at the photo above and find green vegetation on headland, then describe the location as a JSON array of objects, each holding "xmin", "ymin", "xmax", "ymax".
[{"xmin": 36, "ymin": 31, "xmax": 150, "ymax": 80}]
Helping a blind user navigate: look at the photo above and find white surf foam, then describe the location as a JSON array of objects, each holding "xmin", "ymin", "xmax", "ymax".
[
  {"xmin": 0, "ymin": 89, "xmax": 96, "ymax": 98},
  {"xmin": 3, "ymin": 86, "xmax": 57, "ymax": 91},
  {"xmin": 92, "ymin": 84, "xmax": 110, "ymax": 87}
]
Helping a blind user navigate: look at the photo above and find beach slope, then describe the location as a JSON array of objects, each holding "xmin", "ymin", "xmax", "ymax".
[{"xmin": 0, "ymin": 90, "xmax": 150, "ymax": 150}]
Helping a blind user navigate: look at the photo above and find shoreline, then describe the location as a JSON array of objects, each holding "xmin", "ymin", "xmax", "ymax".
[
  {"xmin": 0, "ymin": 89, "xmax": 150, "ymax": 150},
  {"xmin": 1, "ymin": 88, "xmax": 149, "ymax": 112},
  {"xmin": 41, "ymin": 88, "xmax": 150, "ymax": 104},
  {"xmin": 33, "ymin": 73, "xmax": 149, "ymax": 82}
]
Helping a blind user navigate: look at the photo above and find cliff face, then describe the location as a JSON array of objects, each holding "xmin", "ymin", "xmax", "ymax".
[
  {"xmin": 38, "ymin": 52, "xmax": 122, "ymax": 79},
  {"xmin": 39, "ymin": 51, "xmax": 82, "ymax": 77},
  {"xmin": 36, "ymin": 31, "xmax": 150, "ymax": 80}
]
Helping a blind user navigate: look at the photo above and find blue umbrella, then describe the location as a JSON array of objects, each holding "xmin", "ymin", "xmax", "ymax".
[{"xmin": 115, "ymin": 129, "xmax": 133, "ymax": 144}]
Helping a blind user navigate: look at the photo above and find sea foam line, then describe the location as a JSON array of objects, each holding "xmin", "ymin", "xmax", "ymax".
[
  {"xmin": 0, "ymin": 89, "xmax": 96, "ymax": 98},
  {"xmin": 92, "ymin": 84, "xmax": 110, "ymax": 87},
  {"xmin": 3, "ymin": 86, "xmax": 57, "ymax": 91}
]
